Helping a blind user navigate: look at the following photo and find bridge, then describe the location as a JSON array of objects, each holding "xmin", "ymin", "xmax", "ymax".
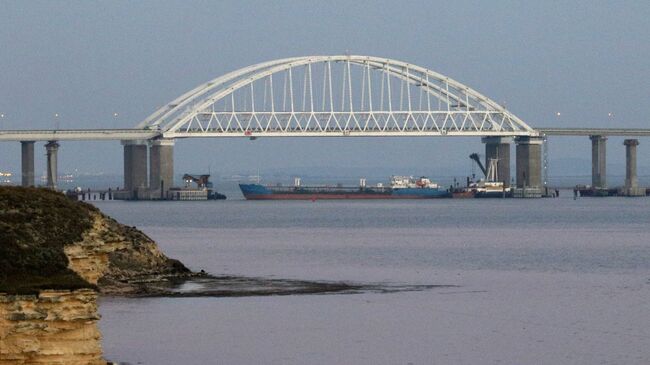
[{"xmin": 2, "ymin": 55, "xmax": 647, "ymax": 197}]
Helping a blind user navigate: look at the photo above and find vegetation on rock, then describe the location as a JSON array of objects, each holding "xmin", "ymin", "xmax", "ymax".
[
  {"xmin": 0, "ymin": 187, "xmax": 191, "ymax": 295},
  {"xmin": 0, "ymin": 187, "xmax": 96, "ymax": 294}
]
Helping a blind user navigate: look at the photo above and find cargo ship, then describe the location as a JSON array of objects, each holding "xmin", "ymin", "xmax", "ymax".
[{"xmin": 239, "ymin": 176, "xmax": 451, "ymax": 200}]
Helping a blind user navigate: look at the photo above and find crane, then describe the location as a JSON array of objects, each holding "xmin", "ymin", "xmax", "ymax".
[{"xmin": 469, "ymin": 153, "xmax": 487, "ymax": 177}]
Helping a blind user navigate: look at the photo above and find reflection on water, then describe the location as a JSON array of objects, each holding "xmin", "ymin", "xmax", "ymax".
[{"xmin": 93, "ymin": 198, "xmax": 650, "ymax": 364}]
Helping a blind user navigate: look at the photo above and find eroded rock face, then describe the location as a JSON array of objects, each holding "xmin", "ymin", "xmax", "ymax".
[
  {"xmin": 0, "ymin": 289, "xmax": 105, "ymax": 365},
  {"xmin": 64, "ymin": 213, "xmax": 118, "ymax": 286},
  {"xmin": 66, "ymin": 211, "xmax": 190, "ymax": 295},
  {"xmin": 0, "ymin": 188, "xmax": 192, "ymax": 364},
  {"xmin": 1, "ymin": 187, "xmax": 191, "ymax": 295}
]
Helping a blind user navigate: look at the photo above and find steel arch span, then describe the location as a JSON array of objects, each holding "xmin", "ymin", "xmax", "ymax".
[{"xmin": 139, "ymin": 56, "xmax": 538, "ymax": 138}]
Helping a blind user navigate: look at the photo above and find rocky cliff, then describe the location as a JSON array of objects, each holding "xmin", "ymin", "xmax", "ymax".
[
  {"xmin": 0, "ymin": 290, "xmax": 103, "ymax": 365},
  {"xmin": 65, "ymin": 203, "xmax": 191, "ymax": 295},
  {"xmin": 0, "ymin": 187, "xmax": 194, "ymax": 364},
  {"xmin": 0, "ymin": 186, "xmax": 191, "ymax": 295}
]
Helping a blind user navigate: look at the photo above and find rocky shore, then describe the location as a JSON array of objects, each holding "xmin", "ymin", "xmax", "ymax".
[
  {"xmin": 2, "ymin": 187, "xmax": 419, "ymax": 364},
  {"xmin": 0, "ymin": 186, "xmax": 194, "ymax": 296}
]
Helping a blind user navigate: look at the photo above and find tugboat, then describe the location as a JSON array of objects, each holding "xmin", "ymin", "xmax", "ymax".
[
  {"xmin": 451, "ymin": 177, "xmax": 476, "ymax": 198},
  {"xmin": 452, "ymin": 154, "xmax": 511, "ymax": 198},
  {"xmin": 168, "ymin": 174, "xmax": 227, "ymax": 200},
  {"xmin": 472, "ymin": 159, "xmax": 511, "ymax": 198}
]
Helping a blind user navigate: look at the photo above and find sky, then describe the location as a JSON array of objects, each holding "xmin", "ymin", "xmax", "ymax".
[{"xmin": 1, "ymin": 1, "xmax": 649, "ymax": 182}]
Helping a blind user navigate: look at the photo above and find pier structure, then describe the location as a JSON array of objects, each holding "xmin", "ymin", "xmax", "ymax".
[
  {"xmin": 20, "ymin": 141, "xmax": 34, "ymax": 187},
  {"xmin": 149, "ymin": 139, "xmax": 175, "ymax": 199},
  {"xmin": 590, "ymin": 135, "xmax": 607, "ymax": 189},
  {"xmin": 623, "ymin": 139, "xmax": 644, "ymax": 196},
  {"xmin": 514, "ymin": 136, "xmax": 544, "ymax": 197},
  {"xmin": 120, "ymin": 138, "xmax": 176, "ymax": 200},
  {"xmin": 45, "ymin": 141, "xmax": 59, "ymax": 189},
  {"xmin": 122, "ymin": 140, "xmax": 148, "ymax": 197}
]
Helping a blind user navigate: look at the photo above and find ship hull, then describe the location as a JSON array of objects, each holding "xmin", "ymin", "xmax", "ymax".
[
  {"xmin": 452, "ymin": 190, "xmax": 476, "ymax": 198},
  {"xmin": 574, "ymin": 187, "xmax": 618, "ymax": 197},
  {"xmin": 239, "ymin": 184, "xmax": 451, "ymax": 200},
  {"xmin": 474, "ymin": 191, "xmax": 511, "ymax": 198}
]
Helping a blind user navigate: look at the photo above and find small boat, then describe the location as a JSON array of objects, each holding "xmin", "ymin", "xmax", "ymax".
[{"xmin": 452, "ymin": 157, "xmax": 511, "ymax": 198}]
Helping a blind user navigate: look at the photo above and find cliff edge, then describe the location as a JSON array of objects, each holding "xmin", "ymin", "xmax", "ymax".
[
  {"xmin": 0, "ymin": 187, "xmax": 195, "ymax": 364},
  {"xmin": 0, "ymin": 186, "xmax": 192, "ymax": 295}
]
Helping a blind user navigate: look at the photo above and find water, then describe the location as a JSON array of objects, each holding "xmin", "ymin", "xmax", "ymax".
[{"xmin": 96, "ymin": 196, "xmax": 650, "ymax": 364}]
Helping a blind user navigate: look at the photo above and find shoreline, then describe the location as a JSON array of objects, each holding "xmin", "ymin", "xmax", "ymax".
[{"xmin": 100, "ymin": 272, "xmax": 454, "ymax": 298}]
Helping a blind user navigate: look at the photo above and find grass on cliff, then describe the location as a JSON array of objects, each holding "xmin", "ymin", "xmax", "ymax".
[{"xmin": 0, "ymin": 187, "xmax": 96, "ymax": 294}]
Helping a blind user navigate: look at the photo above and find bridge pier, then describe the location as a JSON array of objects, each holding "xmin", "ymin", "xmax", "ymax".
[
  {"xmin": 149, "ymin": 139, "xmax": 174, "ymax": 199},
  {"xmin": 482, "ymin": 136, "xmax": 512, "ymax": 186},
  {"xmin": 590, "ymin": 135, "xmax": 607, "ymax": 189},
  {"xmin": 45, "ymin": 140, "xmax": 59, "ymax": 189},
  {"xmin": 122, "ymin": 140, "xmax": 148, "ymax": 198},
  {"xmin": 515, "ymin": 136, "xmax": 543, "ymax": 197},
  {"xmin": 623, "ymin": 139, "xmax": 644, "ymax": 196},
  {"xmin": 21, "ymin": 141, "xmax": 35, "ymax": 187}
]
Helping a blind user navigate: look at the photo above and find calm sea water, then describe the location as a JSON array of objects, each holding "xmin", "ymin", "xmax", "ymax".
[{"xmin": 95, "ymin": 195, "xmax": 650, "ymax": 365}]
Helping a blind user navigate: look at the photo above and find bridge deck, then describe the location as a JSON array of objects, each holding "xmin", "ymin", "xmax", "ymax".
[
  {"xmin": 538, "ymin": 128, "xmax": 650, "ymax": 136},
  {"xmin": 0, "ymin": 129, "xmax": 160, "ymax": 141},
  {"xmin": 2, "ymin": 127, "xmax": 650, "ymax": 142}
]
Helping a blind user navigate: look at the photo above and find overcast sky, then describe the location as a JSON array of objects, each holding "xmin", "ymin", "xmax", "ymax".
[{"xmin": 1, "ymin": 1, "xmax": 649, "ymax": 180}]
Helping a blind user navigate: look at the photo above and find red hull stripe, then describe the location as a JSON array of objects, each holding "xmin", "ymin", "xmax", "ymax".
[{"xmin": 243, "ymin": 194, "xmax": 445, "ymax": 200}]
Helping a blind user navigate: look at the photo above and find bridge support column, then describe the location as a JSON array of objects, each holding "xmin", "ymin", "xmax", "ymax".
[
  {"xmin": 21, "ymin": 141, "xmax": 35, "ymax": 187},
  {"xmin": 482, "ymin": 136, "xmax": 512, "ymax": 186},
  {"xmin": 623, "ymin": 139, "xmax": 644, "ymax": 196},
  {"xmin": 515, "ymin": 136, "xmax": 543, "ymax": 197},
  {"xmin": 45, "ymin": 141, "xmax": 59, "ymax": 190},
  {"xmin": 149, "ymin": 139, "xmax": 174, "ymax": 199},
  {"xmin": 122, "ymin": 140, "xmax": 149, "ymax": 198},
  {"xmin": 590, "ymin": 135, "xmax": 607, "ymax": 189}
]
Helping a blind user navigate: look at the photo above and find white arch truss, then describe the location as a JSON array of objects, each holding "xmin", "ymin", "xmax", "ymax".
[{"xmin": 140, "ymin": 56, "xmax": 537, "ymax": 138}]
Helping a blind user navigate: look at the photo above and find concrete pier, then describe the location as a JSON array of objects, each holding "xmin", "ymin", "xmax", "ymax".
[
  {"xmin": 122, "ymin": 140, "xmax": 149, "ymax": 197},
  {"xmin": 45, "ymin": 140, "xmax": 59, "ymax": 189},
  {"xmin": 515, "ymin": 136, "xmax": 543, "ymax": 196},
  {"xmin": 482, "ymin": 136, "xmax": 512, "ymax": 186},
  {"xmin": 623, "ymin": 139, "xmax": 644, "ymax": 196},
  {"xmin": 20, "ymin": 141, "xmax": 35, "ymax": 187},
  {"xmin": 590, "ymin": 135, "xmax": 607, "ymax": 189},
  {"xmin": 149, "ymin": 139, "xmax": 174, "ymax": 199}
]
